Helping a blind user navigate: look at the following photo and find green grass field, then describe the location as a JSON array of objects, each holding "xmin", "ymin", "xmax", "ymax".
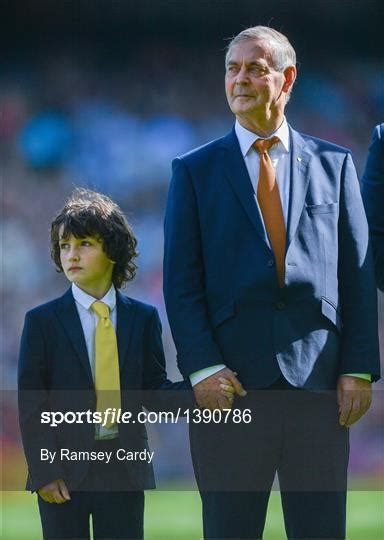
[{"xmin": 1, "ymin": 490, "xmax": 383, "ymax": 539}]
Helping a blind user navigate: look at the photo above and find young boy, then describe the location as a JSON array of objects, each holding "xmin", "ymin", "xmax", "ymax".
[{"xmin": 18, "ymin": 189, "xmax": 231, "ymax": 539}]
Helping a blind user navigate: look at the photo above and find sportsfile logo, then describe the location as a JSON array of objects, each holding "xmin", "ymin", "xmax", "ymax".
[{"xmin": 40, "ymin": 408, "xmax": 182, "ymax": 427}]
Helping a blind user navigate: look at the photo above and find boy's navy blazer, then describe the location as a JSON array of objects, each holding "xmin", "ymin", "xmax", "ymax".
[
  {"xmin": 164, "ymin": 126, "xmax": 381, "ymax": 389},
  {"xmin": 18, "ymin": 288, "xmax": 189, "ymax": 492}
]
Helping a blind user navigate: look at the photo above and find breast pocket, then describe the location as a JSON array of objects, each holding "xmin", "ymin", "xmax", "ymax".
[{"xmin": 306, "ymin": 203, "xmax": 338, "ymax": 215}]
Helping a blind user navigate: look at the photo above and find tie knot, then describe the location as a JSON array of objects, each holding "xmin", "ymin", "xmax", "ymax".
[
  {"xmin": 254, "ymin": 136, "xmax": 279, "ymax": 155},
  {"xmin": 91, "ymin": 301, "xmax": 110, "ymax": 319}
]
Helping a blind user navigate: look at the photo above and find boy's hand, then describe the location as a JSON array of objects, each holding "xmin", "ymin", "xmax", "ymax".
[
  {"xmin": 38, "ymin": 478, "xmax": 71, "ymax": 504},
  {"xmin": 218, "ymin": 377, "xmax": 238, "ymax": 405},
  {"xmin": 193, "ymin": 368, "xmax": 246, "ymax": 410}
]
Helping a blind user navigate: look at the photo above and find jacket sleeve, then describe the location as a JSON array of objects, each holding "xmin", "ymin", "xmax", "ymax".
[
  {"xmin": 163, "ymin": 157, "xmax": 224, "ymax": 378},
  {"xmin": 142, "ymin": 307, "xmax": 193, "ymax": 412},
  {"xmin": 361, "ymin": 124, "xmax": 384, "ymax": 291},
  {"xmin": 338, "ymin": 152, "xmax": 381, "ymax": 380},
  {"xmin": 18, "ymin": 311, "xmax": 64, "ymax": 491}
]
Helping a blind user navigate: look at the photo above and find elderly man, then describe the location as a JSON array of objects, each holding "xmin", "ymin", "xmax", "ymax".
[
  {"xmin": 362, "ymin": 123, "xmax": 384, "ymax": 291},
  {"xmin": 164, "ymin": 26, "xmax": 380, "ymax": 539}
]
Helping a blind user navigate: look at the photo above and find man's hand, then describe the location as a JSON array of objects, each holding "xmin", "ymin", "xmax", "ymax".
[
  {"xmin": 38, "ymin": 478, "xmax": 71, "ymax": 504},
  {"xmin": 193, "ymin": 367, "xmax": 246, "ymax": 410},
  {"xmin": 337, "ymin": 375, "xmax": 372, "ymax": 427}
]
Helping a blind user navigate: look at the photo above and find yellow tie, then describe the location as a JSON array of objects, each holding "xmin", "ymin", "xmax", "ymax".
[
  {"xmin": 254, "ymin": 136, "xmax": 286, "ymax": 288},
  {"xmin": 91, "ymin": 301, "xmax": 121, "ymax": 428}
]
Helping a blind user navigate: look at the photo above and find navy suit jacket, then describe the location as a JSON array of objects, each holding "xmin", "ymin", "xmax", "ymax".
[
  {"xmin": 164, "ymin": 126, "xmax": 380, "ymax": 390},
  {"xmin": 18, "ymin": 288, "xmax": 190, "ymax": 492},
  {"xmin": 362, "ymin": 123, "xmax": 384, "ymax": 291}
]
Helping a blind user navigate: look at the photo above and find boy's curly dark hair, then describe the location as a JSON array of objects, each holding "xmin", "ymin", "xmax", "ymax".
[{"xmin": 50, "ymin": 188, "xmax": 138, "ymax": 288}]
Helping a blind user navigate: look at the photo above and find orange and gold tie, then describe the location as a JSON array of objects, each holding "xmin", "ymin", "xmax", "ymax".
[
  {"xmin": 254, "ymin": 137, "xmax": 286, "ymax": 288},
  {"xmin": 91, "ymin": 301, "xmax": 121, "ymax": 428}
]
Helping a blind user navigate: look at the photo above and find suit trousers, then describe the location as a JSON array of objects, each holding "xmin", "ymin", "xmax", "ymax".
[
  {"xmin": 191, "ymin": 377, "xmax": 349, "ymax": 539},
  {"xmin": 37, "ymin": 438, "xmax": 144, "ymax": 540}
]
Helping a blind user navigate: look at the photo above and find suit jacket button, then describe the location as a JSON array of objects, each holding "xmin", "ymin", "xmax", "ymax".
[
  {"xmin": 276, "ymin": 301, "xmax": 285, "ymax": 310},
  {"xmin": 267, "ymin": 259, "xmax": 275, "ymax": 267}
]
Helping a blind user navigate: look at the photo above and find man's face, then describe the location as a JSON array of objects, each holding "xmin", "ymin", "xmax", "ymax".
[
  {"xmin": 59, "ymin": 228, "xmax": 115, "ymax": 294},
  {"xmin": 225, "ymin": 39, "xmax": 288, "ymax": 123}
]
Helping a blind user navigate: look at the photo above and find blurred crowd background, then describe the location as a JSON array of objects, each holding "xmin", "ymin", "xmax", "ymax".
[{"xmin": 1, "ymin": 0, "xmax": 383, "ymax": 487}]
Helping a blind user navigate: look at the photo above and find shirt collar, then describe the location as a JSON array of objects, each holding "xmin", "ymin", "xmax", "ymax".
[
  {"xmin": 72, "ymin": 283, "xmax": 116, "ymax": 312},
  {"xmin": 235, "ymin": 117, "xmax": 290, "ymax": 157}
]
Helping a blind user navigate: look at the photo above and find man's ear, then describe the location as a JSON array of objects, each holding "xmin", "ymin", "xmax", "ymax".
[{"xmin": 282, "ymin": 65, "xmax": 296, "ymax": 94}]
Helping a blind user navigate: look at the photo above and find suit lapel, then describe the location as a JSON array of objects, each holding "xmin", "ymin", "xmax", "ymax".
[
  {"xmin": 286, "ymin": 127, "xmax": 312, "ymax": 250},
  {"xmin": 54, "ymin": 288, "xmax": 93, "ymax": 383},
  {"xmin": 222, "ymin": 126, "xmax": 313, "ymax": 257},
  {"xmin": 116, "ymin": 291, "xmax": 136, "ymax": 371},
  {"xmin": 222, "ymin": 129, "xmax": 271, "ymax": 248},
  {"xmin": 55, "ymin": 289, "xmax": 136, "ymax": 381}
]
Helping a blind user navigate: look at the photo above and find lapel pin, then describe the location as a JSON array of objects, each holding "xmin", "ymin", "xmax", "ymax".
[{"xmin": 297, "ymin": 157, "xmax": 302, "ymax": 162}]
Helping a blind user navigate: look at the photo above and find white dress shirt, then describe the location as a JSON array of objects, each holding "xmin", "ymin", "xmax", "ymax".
[
  {"xmin": 235, "ymin": 117, "xmax": 291, "ymax": 230},
  {"xmin": 72, "ymin": 283, "xmax": 119, "ymax": 439}
]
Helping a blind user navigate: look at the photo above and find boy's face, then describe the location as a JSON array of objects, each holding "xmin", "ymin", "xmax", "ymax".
[{"xmin": 59, "ymin": 228, "xmax": 115, "ymax": 296}]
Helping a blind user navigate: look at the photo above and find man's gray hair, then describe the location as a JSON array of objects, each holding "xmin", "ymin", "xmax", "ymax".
[{"xmin": 225, "ymin": 26, "xmax": 296, "ymax": 72}]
